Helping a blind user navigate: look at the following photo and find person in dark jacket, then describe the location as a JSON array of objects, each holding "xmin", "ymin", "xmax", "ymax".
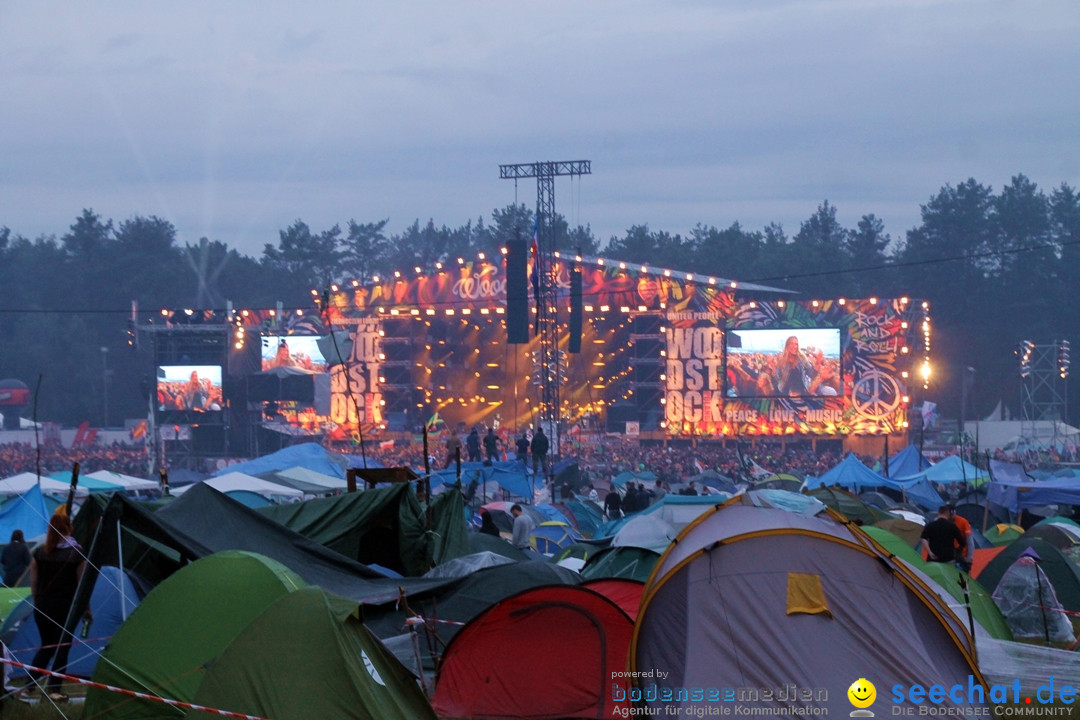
[
  {"xmin": 466, "ymin": 428, "xmax": 482, "ymax": 462},
  {"xmin": 28, "ymin": 514, "xmax": 89, "ymax": 701},
  {"xmin": 478, "ymin": 509, "xmax": 501, "ymax": 537},
  {"xmin": 515, "ymin": 433, "xmax": 530, "ymax": 463},
  {"xmin": 1, "ymin": 529, "xmax": 32, "ymax": 587},
  {"xmin": 483, "ymin": 428, "xmax": 501, "ymax": 464},
  {"xmin": 530, "ymin": 426, "xmax": 549, "ymax": 476},
  {"xmin": 603, "ymin": 483, "xmax": 623, "ymax": 520}
]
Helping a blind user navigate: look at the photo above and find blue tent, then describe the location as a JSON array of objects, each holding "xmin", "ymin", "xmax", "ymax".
[
  {"xmin": 611, "ymin": 470, "xmax": 657, "ymax": 487},
  {"xmin": 213, "ymin": 443, "xmax": 356, "ymax": 479},
  {"xmin": 886, "ymin": 445, "xmax": 933, "ymax": 478},
  {"xmin": 987, "ymin": 476, "xmax": 1080, "ymax": 514},
  {"xmin": 0, "ymin": 486, "xmax": 50, "ymax": 543},
  {"xmin": 896, "ymin": 455, "xmax": 989, "ymax": 487},
  {"xmin": 805, "ymin": 453, "xmax": 944, "ymax": 511},
  {"xmin": 2, "ymin": 566, "xmax": 140, "ymax": 680}
]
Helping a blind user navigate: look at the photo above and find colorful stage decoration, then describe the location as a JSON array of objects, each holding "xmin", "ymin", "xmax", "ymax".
[{"xmin": 216, "ymin": 253, "xmax": 925, "ymax": 439}]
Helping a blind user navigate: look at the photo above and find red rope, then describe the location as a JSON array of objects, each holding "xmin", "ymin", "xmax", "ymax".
[{"xmin": 1, "ymin": 657, "xmax": 272, "ymax": 720}]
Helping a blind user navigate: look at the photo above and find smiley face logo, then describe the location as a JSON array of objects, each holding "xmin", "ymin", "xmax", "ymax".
[{"xmin": 848, "ymin": 678, "xmax": 876, "ymax": 709}]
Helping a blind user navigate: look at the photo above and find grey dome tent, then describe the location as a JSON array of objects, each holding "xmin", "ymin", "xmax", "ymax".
[{"xmin": 632, "ymin": 494, "xmax": 989, "ymax": 715}]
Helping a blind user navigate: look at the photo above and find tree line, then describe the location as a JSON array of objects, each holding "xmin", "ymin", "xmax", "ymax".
[{"xmin": 1, "ymin": 173, "xmax": 1078, "ymax": 430}]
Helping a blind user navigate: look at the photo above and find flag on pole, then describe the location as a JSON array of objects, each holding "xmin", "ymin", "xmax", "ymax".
[
  {"xmin": 130, "ymin": 419, "xmax": 147, "ymax": 441},
  {"xmin": 426, "ymin": 412, "xmax": 445, "ymax": 439},
  {"xmin": 921, "ymin": 401, "xmax": 937, "ymax": 429}
]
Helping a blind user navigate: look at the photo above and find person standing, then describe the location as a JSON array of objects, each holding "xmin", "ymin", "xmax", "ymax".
[
  {"xmin": 483, "ymin": 428, "xmax": 501, "ymax": 465},
  {"xmin": 603, "ymin": 483, "xmax": 623, "ymax": 521},
  {"xmin": 921, "ymin": 506, "xmax": 966, "ymax": 564},
  {"xmin": 466, "ymin": 428, "xmax": 482, "ymax": 462},
  {"xmin": 2, "ymin": 529, "xmax": 32, "ymax": 587},
  {"xmin": 478, "ymin": 509, "xmax": 501, "ymax": 537},
  {"xmin": 510, "ymin": 504, "xmax": 535, "ymax": 550},
  {"xmin": 444, "ymin": 430, "xmax": 462, "ymax": 469},
  {"xmin": 530, "ymin": 426, "xmax": 549, "ymax": 476},
  {"xmin": 28, "ymin": 514, "xmax": 89, "ymax": 702},
  {"xmin": 947, "ymin": 505, "xmax": 975, "ymax": 571},
  {"xmin": 652, "ymin": 479, "xmax": 667, "ymax": 505},
  {"xmin": 515, "ymin": 433, "xmax": 530, "ymax": 464}
]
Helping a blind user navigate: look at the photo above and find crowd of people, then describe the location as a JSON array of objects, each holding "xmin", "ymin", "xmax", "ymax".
[
  {"xmin": 0, "ymin": 442, "xmax": 149, "ymax": 479},
  {"xmin": 0, "ymin": 426, "xmax": 1071, "ymax": 504}
]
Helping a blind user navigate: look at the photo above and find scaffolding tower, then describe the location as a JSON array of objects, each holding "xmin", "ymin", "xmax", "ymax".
[{"xmin": 499, "ymin": 160, "xmax": 591, "ymax": 474}]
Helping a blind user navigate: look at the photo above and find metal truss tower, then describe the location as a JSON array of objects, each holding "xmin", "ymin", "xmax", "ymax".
[
  {"xmin": 499, "ymin": 160, "xmax": 591, "ymax": 469},
  {"xmin": 1017, "ymin": 339, "xmax": 1070, "ymax": 439}
]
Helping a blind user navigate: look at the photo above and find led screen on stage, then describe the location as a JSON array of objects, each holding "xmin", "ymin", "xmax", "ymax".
[
  {"xmin": 725, "ymin": 328, "xmax": 842, "ymax": 398},
  {"xmin": 157, "ymin": 365, "xmax": 224, "ymax": 412},
  {"xmin": 261, "ymin": 335, "xmax": 329, "ymax": 373}
]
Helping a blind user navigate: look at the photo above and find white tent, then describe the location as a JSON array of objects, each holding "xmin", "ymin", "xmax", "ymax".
[
  {"xmin": 264, "ymin": 466, "xmax": 348, "ymax": 492},
  {"xmin": 171, "ymin": 471, "xmax": 304, "ymax": 501},
  {"xmin": 0, "ymin": 472, "xmax": 89, "ymax": 497},
  {"xmin": 86, "ymin": 470, "xmax": 160, "ymax": 493}
]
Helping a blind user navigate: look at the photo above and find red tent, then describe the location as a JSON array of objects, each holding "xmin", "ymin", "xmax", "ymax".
[
  {"xmin": 582, "ymin": 578, "xmax": 644, "ymax": 620},
  {"xmin": 432, "ymin": 585, "xmax": 634, "ymax": 719}
]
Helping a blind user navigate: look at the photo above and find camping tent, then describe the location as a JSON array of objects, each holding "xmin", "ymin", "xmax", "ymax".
[
  {"xmin": 887, "ymin": 444, "xmax": 934, "ymax": 478},
  {"xmin": 259, "ymin": 482, "xmax": 469, "ymax": 576},
  {"xmin": 211, "ymin": 442, "xmax": 351, "ymax": 478},
  {"xmin": 0, "ymin": 485, "xmax": 51, "ymax": 543},
  {"xmin": 257, "ymin": 465, "xmax": 348, "ymax": 494},
  {"xmin": 898, "ymin": 455, "xmax": 989, "ymax": 488},
  {"xmin": 805, "ymin": 452, "xmax": 944, "ymax": 510},
  {"xmin": 84, "ymin": 551, "xmax": 308, "ymax": 720},
  {"xmin": 991, "ymin": 552, "xmax": 1076, "ymax": 643},
  {"xmin": 860, "ymin": 526, "xmax": 1012, "ymax": 641},
  {"xmin": 805, "ymin": 485, "xmax": 896, "ymax": 525},
  {"xmin": 172, "ymin": 471, "xmax": 305, "ymax": 502},
  {"xmin": 987, "ymin": 475, "xmax": 1080, "ymax": 515},
  {"xmin": 72, "ymin": 485, "xmax": 459, "ymax": 612},
  {"xmin": 580, "ymin": 545, "xmax": 661, "ymax": 583},
  {"xmin": 360, "ymin": 560, "xmax": 581, "ymax": 677},
  {"xmin": 632, "ymin": 497, "xmax": 988, "ymax": 714},
  {"xmin": 183, "ymin": 587, "xmax": 436, "ymax": 720},
  {"xmin": 2, "ymin": 565, "xmax": 139, "ymax": 680},
  {"xmin": 85, "ymin": 470, "xmax": 160, "ymax": 494},
  {"xmin": 432, "ymin": 585, "xmax": 634, "ymax": 720},
  {"xmin": 975, "ymin": 537, "xmax": 1080, "ymax": 615},
  {"xmin": 0, "ymin": 472, "xmax": 89, "ymax": 498}
]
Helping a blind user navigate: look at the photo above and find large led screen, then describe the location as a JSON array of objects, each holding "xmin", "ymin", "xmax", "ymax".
[
  {"xmin": 261, "ymin": 335, "xmax": 329, "ymax": 373},
  {"xmin": 725, "ymin": 328, "xmax": 842, "ymax": 398},
  {"xmin": 157, "ymin": 365, "xmax": 224, "ymax": 412}
]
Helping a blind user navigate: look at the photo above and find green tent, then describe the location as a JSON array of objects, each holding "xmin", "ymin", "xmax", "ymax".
[
  {"xmin": 183, "ymin": 587, "xmax": 435, "ymax": 720},
  {"xmin": 807, "ymin": 486, "xmax": 896, "ymax": 525},
  {"xmin": 862, "ymin": 526, "xmax": 1012, "ymax": 641},
  {"xmin": 85, "ymin": 551, "xmax": 307, "ymax": 720},
  {"xmin": 580, "ymin": 545, "xmax": 661, "ymax": 582},
  {"xmin": 977, "ymin": 537, "xmax": 1080, "ymax": 614},
  {"xmin": 0, "ymin": 586, "xmax": 29, "ymax": 623},
  {"xmin": 258, "ymin": 482, "xmax": 469, "ymax": 576},
  {"xmin": 983, "ymin": 523, "xmax": 1025, "ymax": 546}
]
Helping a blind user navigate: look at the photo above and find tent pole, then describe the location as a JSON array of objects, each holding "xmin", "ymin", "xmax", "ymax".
[
  {"xmin": 1034, "ymin": 559, "xmax": 1050, "ymax": 645},
  {"xmin": 958, "ymin": 573, "xmax": 977, "ymax": 665},
  {"xmin": 117, "ymin": 518, "xmax": 128, "ymax": 620}
]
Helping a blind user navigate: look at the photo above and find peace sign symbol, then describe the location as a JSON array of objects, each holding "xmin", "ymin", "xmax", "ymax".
[{"xmin": 851, "ymin": 369, "xmax": 901, "ymax": 421}]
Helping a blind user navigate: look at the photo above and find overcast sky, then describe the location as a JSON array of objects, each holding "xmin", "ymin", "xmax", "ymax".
[{"xmin": 2, "ymin": 1, "xmax": 1077, "ymax": 259}]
